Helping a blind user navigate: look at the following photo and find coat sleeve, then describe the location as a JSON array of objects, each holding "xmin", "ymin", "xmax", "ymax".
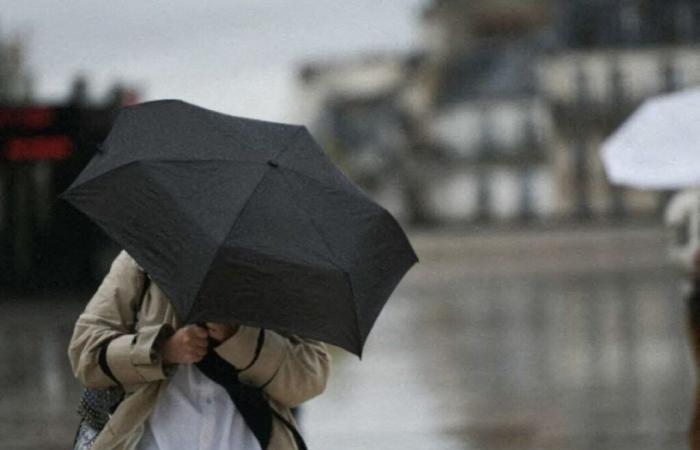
[
  {"xmin": 214, "ymin": 326, "xmax": 331, "ymax": 408},
  {"xmin": 67, "ymin": 250, "xmax": 173, "ymax": 388}
]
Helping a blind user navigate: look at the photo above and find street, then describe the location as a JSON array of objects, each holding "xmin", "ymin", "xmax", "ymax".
[{"xmin": 0, "ymin": 225, "xmax": 692, "ymax": 450}]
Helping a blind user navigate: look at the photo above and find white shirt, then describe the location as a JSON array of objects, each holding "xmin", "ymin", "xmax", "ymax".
[{"xmin": 136, "ymin": 363, "xmax": 263, "ymax": 450}]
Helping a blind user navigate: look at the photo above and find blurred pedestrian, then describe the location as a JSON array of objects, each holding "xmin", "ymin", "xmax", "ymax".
[
  {"xmin": 69, "ymin": 250, "xmax": 330, "ymax": 450},
  {"xmin": 665, "ymin": 190, "xmax": 700, "ymax": 449},
  {"xmin": 689, "ymin": 250, "xmax": 700, "ymax": 450}
]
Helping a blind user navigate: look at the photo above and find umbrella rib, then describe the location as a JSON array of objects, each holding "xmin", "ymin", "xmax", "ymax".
[
  {"xmin": 270, "ymin": 127, "xmax": 305, "ymax": 161},
  {"xmin": 276, "ymin": 164, "xmax": 373, "ymax": 204},
  {"xmin": 276, "ymin": 170, "xmax": 348, "ymax": 273},
  {"xmin": 260, "ymin": 127, "xmax": 370, "ymax": 198},
  {"xmin": 276, "ymin": 168, "xmax": 362, "ymax": 347},
  {"xmin": 65, "ymin": 159, "xmax": 270, "ymax": 193},
  {"xmin": 189, "ymin": 127, "xmax": 308, "ymax": 314}
]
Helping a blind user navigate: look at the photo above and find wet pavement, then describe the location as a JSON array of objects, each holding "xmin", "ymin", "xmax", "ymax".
[
  {"xmin": 303, "ymin": 225, "xmax": 692, "ymax": 450},
  {"xmin": 0, "ymin": 225, "xmax": 693, "ymax": 450}
]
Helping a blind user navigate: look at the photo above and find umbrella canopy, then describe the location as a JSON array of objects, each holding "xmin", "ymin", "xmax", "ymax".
[
  {"xmin": 61, "ymin": 99, "xmax": 418, "ymax": 356},
  {"xmin": 601, "ymin": 87, "xmax": 700, "ymax": 190}
]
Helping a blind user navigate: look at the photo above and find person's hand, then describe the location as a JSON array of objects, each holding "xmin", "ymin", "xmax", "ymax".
[
  {"xmin": 160, "ymin": 324, "xmax": 209, "ymax": 364},
  {"xmin": 205, "ymin": 322, "xmax": 239, "ymax": 343}
]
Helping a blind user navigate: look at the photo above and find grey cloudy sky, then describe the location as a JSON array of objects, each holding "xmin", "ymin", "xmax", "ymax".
[{"xmin": 0, "ymin": 0, "xmax": 426, "ymax": 122}]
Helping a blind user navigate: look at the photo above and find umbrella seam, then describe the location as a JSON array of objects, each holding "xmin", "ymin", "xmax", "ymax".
[
  {"xmin": 272, "ymin": 127, "xmax": 306, "ymax": 160},
  {"xmin": 112, "ymin": 159, "xmax": 374, "ymax": 204},
  {"xmin": 72, "ymin": 163, "xmax": 373, "ymax": 212},
  {"xmin": 275, "ymin": 165, "xmax": 374, "ymax": 203},
  {"xmin": 264, "ymin": 126, "xmax": 373, "ymax": 203},
  {"xmin": 275, "ymin": 169, "xmax": 350, "ymax": 274},
  {"xmin": 187, "ymin": 127, "xmax": 306, "ymax": 320},
  {"xmin": 195, "ymin": 100, "xmax": 302, "ymax": 151},
  {"xmin": 64, "ymin": 161, "xmax": 219, "ymax": 319},
  {"xmin": 276, "ymin": 168, "xmax": 362, "ymax": 350},
  {"xmin": 68, "ymin": 159, "xmax": 276, "ymax": 190}
]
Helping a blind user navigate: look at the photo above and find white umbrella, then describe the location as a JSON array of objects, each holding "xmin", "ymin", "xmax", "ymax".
[{"xmin": 601, "ymin": 87, "xmax": 700, "ymax": 190}]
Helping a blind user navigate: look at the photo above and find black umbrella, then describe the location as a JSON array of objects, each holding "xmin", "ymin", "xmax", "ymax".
[{"xmin": 61, "ymin": 99, "xmax": 417, "ymax": 356}]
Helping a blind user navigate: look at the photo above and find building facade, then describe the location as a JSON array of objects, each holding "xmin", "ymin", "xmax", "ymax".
[
  {"xmin": 541, "ymin": 0, "xmax": 700, "ymax": 219},
  {"xmin": 296, "ymin": 54, "xmax": 419, "ymax": 220},
  {"xmin": 399, "ymin": 0, "xmax": 558, "ymax": 224},
  {"xmin": 296, "ymin": 0, "xmax": 700, "ymax": 225}
]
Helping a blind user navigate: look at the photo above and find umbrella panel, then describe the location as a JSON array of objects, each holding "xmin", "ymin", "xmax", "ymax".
[
  {"xmin": 63, "ymin": 159, "xmax": 269, "ymax": 317},
  {"xmin": 191, "ymin": 165, "xmax": 361, "ymax": 352},
  {"xmin": 192, "ymin": 245, "xmax": 356, "ymax": 352}
]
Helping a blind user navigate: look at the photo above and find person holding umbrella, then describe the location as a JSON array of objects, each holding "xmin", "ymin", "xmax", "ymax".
[
  {"xmin": 65, "ymin": 100, "xmax": 418, "ymax": 450},
  {"xmin": 688, "ymin": 249, "xmax": 700, "ymax": 450},
  {"xmin": 665, "ymin": 189, "xmax": 700, "ymax": 449},
  {"xmin": 602, "ymin": 87, "xmax": 700, "ymax": 450},
  {"xmin": 69, "ymin": 249, "xmax": 330, "ymax": 450}
]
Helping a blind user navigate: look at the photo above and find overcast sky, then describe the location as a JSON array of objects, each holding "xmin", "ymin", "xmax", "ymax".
[{"xmin": 0, "ymin": 0, "xmax": 426, "ymax": 123}]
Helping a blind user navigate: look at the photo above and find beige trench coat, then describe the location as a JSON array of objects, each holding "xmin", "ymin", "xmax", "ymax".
[{"xmin": 68, "ymin": 250, "xmax": 331, "ymax": 450}]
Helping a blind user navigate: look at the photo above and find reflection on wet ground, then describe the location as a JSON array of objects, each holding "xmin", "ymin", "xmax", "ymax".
[
  {"xmin": 305, "ymin": 226, "xmax": 692, "ymax": 450},
  {"xmin": 0, "ymin": 292, "xmax": 86, "ymax": 449},
  {"xmin": 0, "ymin": 226, "xmax": 693, "ymax": 449}
]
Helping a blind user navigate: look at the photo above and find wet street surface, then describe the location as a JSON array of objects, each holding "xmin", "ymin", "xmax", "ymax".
[
  {"xmin": 303, "ymin": 225, "xmax": 692, "ymax": 450},
  {"xmin": 0, "ymin": 225, "xmax": 693, "ymax": 449}
]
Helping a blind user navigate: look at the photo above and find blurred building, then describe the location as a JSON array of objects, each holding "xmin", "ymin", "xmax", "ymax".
[
  {"xmin": 0, "ymin": 38, "xmax": 141, "ymax": 287},
  {"xmin": 298, "ymin": 0, "xmax": 560, "ymax": 224},
  {"xmin": 539, "ymin": 0, "xmax": 700, "ymax": 219},
  {"xmin": 400, "ymin": 0, "xmax": 558, "ymax": 224},
  {"xmin": 0, "ymin": 30, "xmax": 34, "ymax": 284},
  {"xmin": 296, "ymin": 54, "xmax": 418, "ymax": 220},
  {"xmin": 296, "ymin": 0, "xmax": 700, "ymax": 226},
  {"xmin": 0, "ymin": 30, "xmax": 33, "ymax": 102}
]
